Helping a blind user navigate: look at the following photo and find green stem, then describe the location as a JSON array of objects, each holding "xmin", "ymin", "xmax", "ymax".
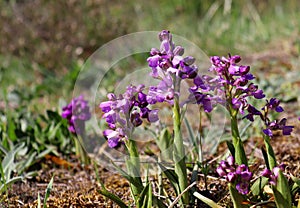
[
  {"xmin": 230, "ymin": 110, "xmax": 248, "ymax": 166},
  {"xmin": 173, "ymin": 98, "xmax": 189, "ymax": 205},
  {"xmin": 76, "ymin": 133, "xmax": 90, "ymax": 165},
  {"xmin": 126, "ymin": 139, "xmax": 143, "ymax": 206},
  {"xmin": 263, "ymin": 135, "xmax": 277, "ymax": 170}
]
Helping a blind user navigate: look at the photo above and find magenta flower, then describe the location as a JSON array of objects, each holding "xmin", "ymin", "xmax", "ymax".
[
  {"xmin": 62, "ymin": 95, "xmax": 91, "ymax": 135},
  {"xmin": 262, "ymin": 118, "xmax": 294, "ymax": 137},
  {"xmin": 244, "ymin": 98, "xmax": 294, "ymax": 137},
  {"xmin": 103, "ymin": 128, "xmax": 125, "ymax": 148},
  {"xmin": 186, "ymin": 92, "xmax": 213, "ymax": 112},
  {"xmin": 146, "ymin": 30, "xmax": 202, "ymax": 106},
  {"xmin": 216, "ymin": 156, "xmax": 252, "ymax": 195},
  {"xmin": 236, "ymin": 181, "xmax": 250, "ymax": 195},
  {"xmin": 266, "ymin": 98, "xmax": 284, "ymax": 113},
  {"xmin": 261, "ymin": 164, "xmax": 285, "ymax": 186},
  {"xmin": 100, "ymin": 85, "xmax": 160, "ymax": 148},
  {"xmin": 147, "ymin": 75, "xmax": 175, "ymax": 105}
]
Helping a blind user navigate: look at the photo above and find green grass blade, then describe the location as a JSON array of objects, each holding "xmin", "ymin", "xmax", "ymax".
[
  {"xmin": 138, "ymin": 182, "xmax": 150, "ymax": 208},
  {"xmin": 158, "ymin": 162, "xmax": 179, "ymax": 195},
  {"xmin": 43, "ymin": 176, "xmax": 54, "ymax": 208},
  {"xmin": 98, "ymin": 182, "xmax": 128, "ymax": 208},
  {"xmin": 111, "ymin": 160, "xmax": 143, "ymax": 189},
  {"xmin": 193, "ymin": 191, "xmax": 222, "ymax": 208},
  {"xmin": 146, "ymin": 182, "xmax": 152, "ymax": 208},
  {"xmin": 184, "ymin": 117, "xmax": 196, "ymax": 148},
  {"xmin": 38, "ymin": 193, "xmax": 41, "ymax": 208}
]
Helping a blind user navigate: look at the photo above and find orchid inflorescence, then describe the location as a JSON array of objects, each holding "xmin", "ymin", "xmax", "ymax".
[
  {"xmin": 245, "ymin": 98, "xmax": 294, "ymax": 137},
  {"xmin": 216, "ymin": 156, "xmax": 253, "ymax": 195},
  {"xmin": 62, "ymin": 95, "xmax": 91, "ymax": 135},
  {"xmin": 99, "ymin": 85, "xmax": 159, "ymax": 148},
  {"xmin": 208, "ymin": 54, "xmax": 294, "ymax": 137}
]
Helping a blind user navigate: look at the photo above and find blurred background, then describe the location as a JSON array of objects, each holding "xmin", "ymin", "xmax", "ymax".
[{"xmin": 0, "ymin": 0, "xmax": 299, "ymax": 104}]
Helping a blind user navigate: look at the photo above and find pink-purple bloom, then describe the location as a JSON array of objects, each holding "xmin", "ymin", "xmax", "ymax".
[
  {"xmin": 266, "ymin": 98, "xmax": 284, "ymax": 113},
  {"xmin": 261, "ymin": 164, "xmax": 285, "ymax": 186},
  {"xmin": 146, "ymin": 30, "xmax": 214, "ymax": 112},
  {"xmin": 62, "ymin": 95, "xmax": 91, "ymax": 135},
  {"xmin": 244, "ymin": 98, "xmax": 294, "ymax": 137},
  {"xmin": 200, "ymin": 54, "xmax": 266, "ymax": 115},
  {"xmin": 100, "ymin": 85, "xmax": 159, "ymax": 148},
  {"xmin": 216, "ymin": 156, "xmax": 253, "ymax": 195},
  {"xmin": 147, "ymin": 30, "xmax": 200, "ymax": 81}
]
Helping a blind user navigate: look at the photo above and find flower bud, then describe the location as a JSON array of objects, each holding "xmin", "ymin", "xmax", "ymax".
[
  {"xmin": 226, "ymin": 172, "xmax": 236, "ymax": 182},
  {"xmin": 261, "ymin": 169, "xmax": 272, "ymax": 177},
  {"xmin": 226, "ymin": 156, "xmax": 235, "ymax": 166},
  {"xmin": 216, "ymin": 166, "xmax": 226, "ymax": 177},
  {"xmin": 173, "ymin": 46, "xmax": 184, "ymax": 56},
  {"xmin": 183, "ymin": 56, "xmax": 195, "ymax": 65}
]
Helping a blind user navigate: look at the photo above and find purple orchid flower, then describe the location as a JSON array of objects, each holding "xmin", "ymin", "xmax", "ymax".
[
  {"xmin": 216, "ymin": 156, "xmax": 252, "ymax": 195},
  {"xmin": 62, "ymin": 95, "xmax": 91, "ymax": 135}
]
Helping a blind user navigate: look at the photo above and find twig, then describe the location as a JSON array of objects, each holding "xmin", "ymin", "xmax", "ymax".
[
  {"xmin": 168, "ymin": 182, "xmax": 197, "ymax": 208},
  {"xmin": 249, "ymin": 200, "xmax": 276, "ymax": 208},
  {"xmin": 197, "ymin": 173, "xmax": 227, "ymax": 182}
]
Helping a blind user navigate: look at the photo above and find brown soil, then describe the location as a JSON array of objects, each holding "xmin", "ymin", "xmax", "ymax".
[{"xmin": 1, "ymin": 125, "xmax": 299, "ymax": 208}]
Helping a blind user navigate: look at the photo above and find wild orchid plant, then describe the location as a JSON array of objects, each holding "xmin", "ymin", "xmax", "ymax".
[
  {"xmin": 98, "ymin": 30, "xmax": 295, "ymax": 207},
  {"xmin": 62, "ymin": 95, "xmax": 91, "ymax": 164},
  {"xmin": 210, "ymin": 55, "xmax": 293, "ymax": 207}
]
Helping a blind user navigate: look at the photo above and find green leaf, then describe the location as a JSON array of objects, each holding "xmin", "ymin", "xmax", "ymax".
[
  {"xmin": 261, "ymin": 147, "xmax": 270, "ymax": 170},
  {"xmin": 38, "ymin": 193, "xmax": 41, "ymax": 208},
  {"xmin": 111, "ymin": 160, "xmax": 143, "ymax": 189},
  {"xmin": 46, "ymin": 110, "xmax": 62, "ymax": 123},
  {"xmin": 234, "ymin": 138, "xmax": 248, "ymax": 166},
  {"xmin": 0, "ymin": 144, "xmax": 8, "ymax": 155},
  {"xmin": 263, "ymin": 136, "xmax": 276, "ymax": 169},
  {"xmin": 273, "ymin": 170, "xmax": 292, "ymax": 208},
  {"xmin": 251, "ymin": 176, "xmax": 269, "ymax": 196},
  {"xmin": 7, "ymin": 113, "xmax": 17, "ymax": 142},
  {"xmin": 193, "ymin": 191, "xmax": 222, "ymax": 208},
  {"xmin": 291, "ymin": 175, "xmax": 300, "ymax": 194},
  {"xmin": 2, "ymin": 143, "xmax": 25, "ymax": 179},
  {"xmin": 226, "ymin": 141, "xmax": 235, "ymax": 157},
  {"xmin": 146, "ymin": 182, "xmax": 153, "ymax": 208},
  {"xmin": 158, "ymin": 162, "xmax": 179, "ymax": 195},
  {"xmin": 0, "ymin": 176, "xmax": 23, "ymax": 192},
  {"xmin": 36, "ymin": 147, "xmax": 55, "ymax": 160},
  {"xmin": 139, "ymin": 166, "xmax": 150, "ymax": 208},
  {"xmin": 291, "ymin": 175, "xmax": 300, "ymax": 187},
  {"xmin": 98, "ymin": 184, "xmax": 128, "ymax": 208},
  {"xmin": 138, "ymin": 182, "xmax": 150, "ymax": 207},
  {"xmin": 43, "ymin": 176, "xmax": 54, "ymax": 208},
  {"xmin": 239, "ymin": 121, "xmax": 252, "ymax": 137},
  {"xmin": 152, "ymin": 197, "xmax": 167, "ymax": 208},
  {"xmin": 190, "ymin": 163, "xmax": 199, "ymax": 203},
  {"xmin": 273, "ymin": 186, "xmax": 291, "ymax": 208},
  {"xmin": 17, "ymin": 151, "xmax": 37, "ymax": 174},
  {"xmin": 184, "ymin": 118, "xmax": 196, "ymax": 149},
  {"xmin": 156, "ymin": 128, "xmax": 173, "ymax": 161}
]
